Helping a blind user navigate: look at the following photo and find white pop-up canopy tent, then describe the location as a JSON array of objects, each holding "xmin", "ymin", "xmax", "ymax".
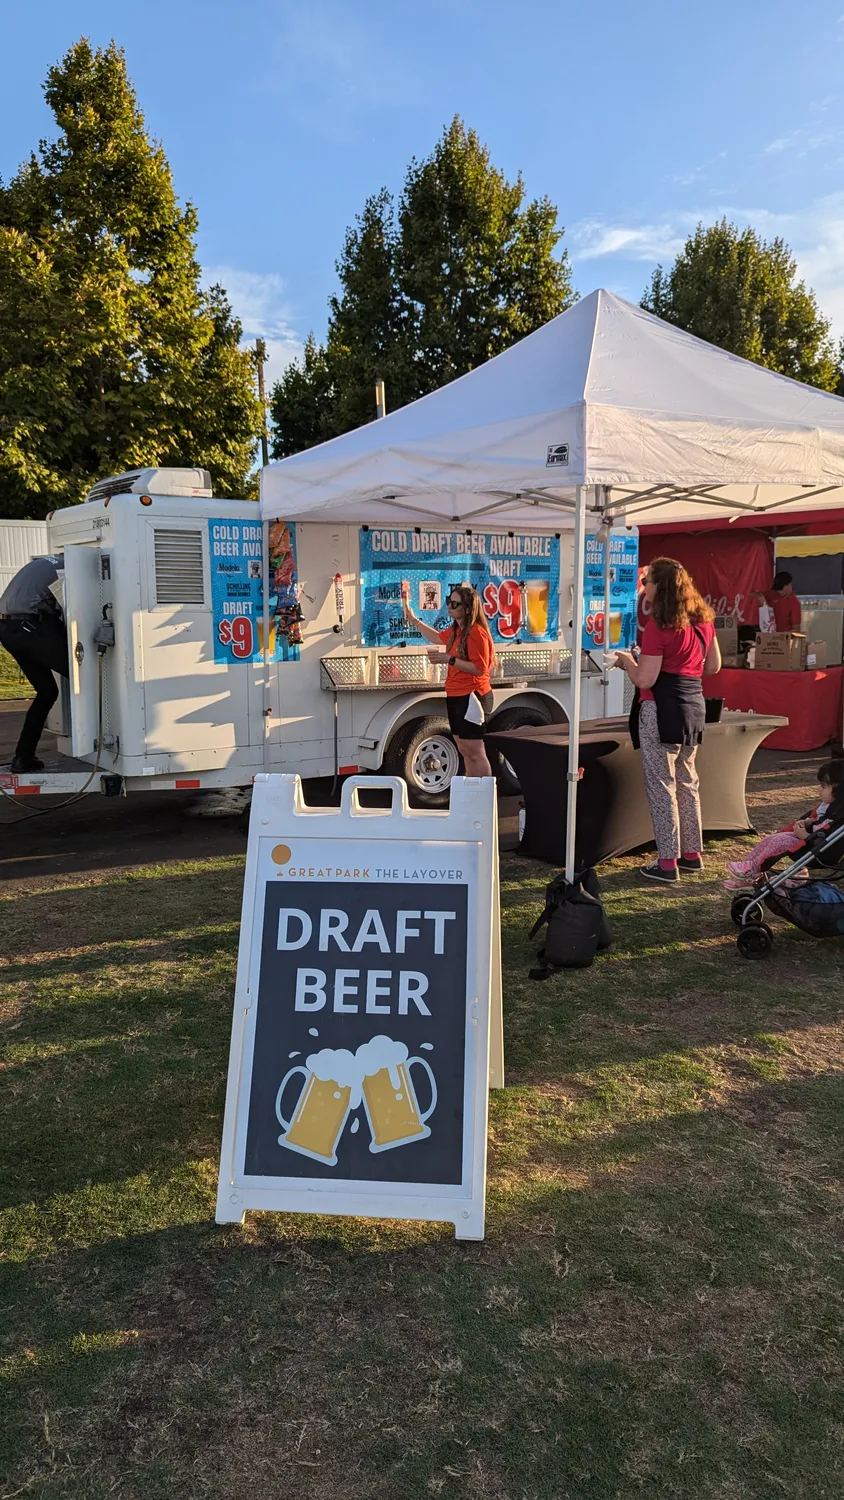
[{"xmin": 261, "ymin": 289, "xmax": 844, "ymax": 876}]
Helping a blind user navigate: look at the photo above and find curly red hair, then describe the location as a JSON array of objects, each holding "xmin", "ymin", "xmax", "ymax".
[{"xmin": 647, "ymin": 557, "xmax": 714, "ymax": 630}]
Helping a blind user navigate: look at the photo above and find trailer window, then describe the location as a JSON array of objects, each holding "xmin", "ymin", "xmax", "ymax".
[{"xmin": 153, "ymin": 529, "xmax": 205, "ymax": 605}]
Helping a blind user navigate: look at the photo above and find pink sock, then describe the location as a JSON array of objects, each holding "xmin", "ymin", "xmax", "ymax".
[
  {"xmin": 659, "ymin": 858, "xmax": 677, "ymax": 871},
  {"xmin": 682, "ymin": 851, "xmax": 700, "ymax": 861}
]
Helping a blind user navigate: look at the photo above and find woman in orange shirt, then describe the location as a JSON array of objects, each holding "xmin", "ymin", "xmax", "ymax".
[{"xmin": 402, "ymin": 582, "xmax": 496, "ymax": 777}]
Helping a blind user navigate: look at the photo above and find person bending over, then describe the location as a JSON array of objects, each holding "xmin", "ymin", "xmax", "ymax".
[
  {"xmin": 0, "ymin": 556, "xmax": 69, "ymax": 772},
  {"xmin": 402, "ymin": 581, "xmax": 495, "ymax": 778}
]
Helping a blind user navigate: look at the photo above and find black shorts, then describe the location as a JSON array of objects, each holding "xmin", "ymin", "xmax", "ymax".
[{"xmin": 446, "ymin": 691, "xmax": 494, "ymax": 741}]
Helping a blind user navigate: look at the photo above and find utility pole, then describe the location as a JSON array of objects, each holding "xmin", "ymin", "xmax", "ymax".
[
  {"xmin": 375, "ymin": 378, "xmax": 387, "ymax": 420},
  {"xmin": 255, "ymin": 338, "xmax": 269, "ymax": 467}
]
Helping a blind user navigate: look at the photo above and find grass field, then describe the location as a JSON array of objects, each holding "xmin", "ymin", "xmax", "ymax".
[
  {"xmin": 0, "ymin": 645, "xmax": 34, "ymax": 699},
  {"xmin": 2, "ymin": 758, "xmax": 843, "ymax": 1498}
]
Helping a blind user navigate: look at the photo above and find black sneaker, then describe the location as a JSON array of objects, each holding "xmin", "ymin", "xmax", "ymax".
[
  {"xmin": 639, "ymin": 861, "xmax": 678, "ymax": 884},
  {"xmin": 10, "ymin": 755, "xmax": 44, "ymax": 772},
  {"xmin": 678, "ymin": 855, "xmax": 703, "ymax": 873}
]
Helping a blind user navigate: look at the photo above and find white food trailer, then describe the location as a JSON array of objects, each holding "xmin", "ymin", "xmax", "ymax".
[{"xmin": 2, "ymin": 465, "xmax": 629, "ymax": 805}]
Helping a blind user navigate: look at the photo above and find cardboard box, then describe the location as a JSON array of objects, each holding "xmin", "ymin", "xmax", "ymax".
[
  {"xmin": 720, "ymin": 653, "xmax": 745, "ymax": 670},
  {"xmin": 806, "ymin": 640, "xmax": 827, "ymax": 670},
  {"xmin": 753, "ymin": 632, "xmax": 827, "ymax": 671},
  {"xmin": 714, "ymin": 614, "xmax": 738, "ymax": 655}
]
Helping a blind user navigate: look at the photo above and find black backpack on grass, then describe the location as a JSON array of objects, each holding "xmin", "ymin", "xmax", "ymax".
[{"xmin": 528, "ymin": 867, "xmax": 612, "ymax": 979}]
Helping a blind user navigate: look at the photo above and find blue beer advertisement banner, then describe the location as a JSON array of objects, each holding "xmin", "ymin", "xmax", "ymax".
[
  {"xmin": 581, "ymin": 533, "xmax": 639, "ymax": 652},
  {"xmin": 360, "ymin": 528, "xmax": 561, "ymax": 646},
  {"xmin": 208, "ymin": 518, "xmax": 300, "ymax": 663}
]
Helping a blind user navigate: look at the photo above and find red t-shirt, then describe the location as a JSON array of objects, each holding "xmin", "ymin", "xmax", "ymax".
[
  {"xmin": 764, "ymin": 590, "xmax": 801, "ymax": 632},
  {"xmin": 639, "ymin": 618, "xmax": 715, "ymax": 703},
  {"xmin": 439, "ymin": 624, "xmax": 495, "ymax": 696}
]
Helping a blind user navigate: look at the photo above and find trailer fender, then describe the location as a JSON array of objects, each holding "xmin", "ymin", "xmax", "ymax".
[
  {"xmin": 359, "ymin": 685, "xmax": 570, "ymax": 769},
  {"xmin": 488, "ymin": 688, "xmax": 569, "ymax": 727},
  {"xmin": 358, "ymin": 693, "xmax": 448, "ymax": 768}
]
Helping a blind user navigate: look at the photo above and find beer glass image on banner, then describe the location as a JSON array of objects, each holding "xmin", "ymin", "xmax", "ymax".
[
  {"xmin": 275, "ymin": 1048, "xmax": 358, "ymax": 1166},
  {"xmin": 359, "ymin": 1036, "xmax": 436, "ymax": 1152},
  {"xmin": 276, "ymin": 1036, "xmax": 437, "ymax": 1165},
  {"xmin": 244, "ymin": 880, "xmax": 468, "ymax": 1184}
]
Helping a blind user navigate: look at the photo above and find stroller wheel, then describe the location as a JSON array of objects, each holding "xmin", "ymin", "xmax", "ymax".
[
  {"xmin": 731, "ymin": 893, "xmax": 763, "ymax": 927},
  {"xmin": 737, "ymin": 923, "xmax": 774, "ymax": 960}
]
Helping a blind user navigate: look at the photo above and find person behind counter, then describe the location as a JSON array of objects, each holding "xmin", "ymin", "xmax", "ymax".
[
  {"xmin": 753, "ymin": 570, "xmax": 801, "ymax": 632},
  {"xmin": 612, "ymin": 557, "xmax": 721, "ymax": 886},
  {"xmin": 401, "ymin": 581, "xmax": 495, "ymax": 777},
  {"xmin": 0, "ymin": 556, "xmax": 69, "ymax": 772}
]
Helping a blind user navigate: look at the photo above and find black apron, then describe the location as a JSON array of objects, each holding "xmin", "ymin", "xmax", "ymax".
[{"xmin": 629, "ymin": 625, "xmax": 707, "ymax": 749}]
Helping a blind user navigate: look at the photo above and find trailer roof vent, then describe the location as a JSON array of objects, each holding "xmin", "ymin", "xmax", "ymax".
[
  {"xmin": 154, "ymin": 529, "xmax": 205, "ymax": 605},
  {"xmin": 84, "ymin": 467, "xmax": 213, "ymax": 503}
]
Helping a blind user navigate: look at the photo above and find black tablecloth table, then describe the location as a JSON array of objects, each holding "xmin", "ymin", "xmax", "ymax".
[{"xmin": 486, "ymin": 712, "xmax": 787, "ymax": 867}]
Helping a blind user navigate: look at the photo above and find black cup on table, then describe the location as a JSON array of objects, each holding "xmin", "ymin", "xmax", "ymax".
[{"xmin": 704, "ymin": 697, "xmax": 724, "ymax": 724}]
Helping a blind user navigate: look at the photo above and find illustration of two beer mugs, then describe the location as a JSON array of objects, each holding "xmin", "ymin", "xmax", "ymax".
[{"xmin": 275, "ymin": 1035, "xmax": 437, "ymax": 1166}]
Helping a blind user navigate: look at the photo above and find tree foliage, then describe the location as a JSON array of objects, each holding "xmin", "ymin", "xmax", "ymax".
[
  {"xmin": 641, "ymin": 219, "xmax": 837, "ymax": 390},
  {"xmin": 0, "ymin": 39, "xmax": 261, "ymax": 518},
  {"xmin": 271, "ymin": 118, "xmax": 575, "ymax": 456}
]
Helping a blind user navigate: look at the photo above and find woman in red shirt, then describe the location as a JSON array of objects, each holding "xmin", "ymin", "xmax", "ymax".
[
  {"xmin": 402, "ymin": 582, "xmax": 496, "ymax": 777},
  {"xmin": 613, "ymin": 557, "xmax": 721, "ymax": 886}
]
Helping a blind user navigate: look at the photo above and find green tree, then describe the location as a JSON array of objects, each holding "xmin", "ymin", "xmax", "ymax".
[
  {"xmin": 270, "ymin": 117, "xmax": 575, "ymax": 457},
  {"xmin": 0, "ymin": 39, "xmax": 261, "ymax": 518},
  {"xmin": 324, "ymin": 187, "xmax": 415, "ymax": 434},
  {"xmin": 642, "ymin": 219, "xmax": 837, "ymax": 389},
  {"xmin": 398, "ymin": 118, "xmax": 572, "ymax": 391}
]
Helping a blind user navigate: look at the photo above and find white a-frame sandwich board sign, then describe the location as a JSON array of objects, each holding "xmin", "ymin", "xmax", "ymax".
[{"xmin": 216, "ymin": 774, "xmax": 502, "ymax": 1240}]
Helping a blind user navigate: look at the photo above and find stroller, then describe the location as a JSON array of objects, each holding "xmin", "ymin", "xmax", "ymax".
[{"xmin": 731, "ymin": 814, "xmax": 844, "ymax": 959}]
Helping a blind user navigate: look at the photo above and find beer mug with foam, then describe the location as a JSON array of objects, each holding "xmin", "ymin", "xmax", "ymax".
[
  {"xmin": 357, "ymin": 1037, "xmax": 437, "ymax": 1153},
  {"xmin": 526, "ymin": 580, "xmax": 550, "ymax": 637},
  {"xmin": 275, "ymin": 1047, "xmax": 360, "ymax": 1166}
]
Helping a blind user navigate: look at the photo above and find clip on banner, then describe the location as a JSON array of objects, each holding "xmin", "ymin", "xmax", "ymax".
[{"xmin": 216, "ymin": 774, "xmax": 502, "ymax": 1240}]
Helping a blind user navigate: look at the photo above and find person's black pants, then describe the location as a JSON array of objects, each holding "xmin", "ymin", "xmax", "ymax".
[{"xmin": 0, "ymin": 614, "xmax": 69, "ymax": 764}]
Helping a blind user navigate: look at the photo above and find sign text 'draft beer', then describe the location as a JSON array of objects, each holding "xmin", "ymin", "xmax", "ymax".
[{"xmin": 216, "ymin": 774, "xmax": 499, "ymax": 1239}]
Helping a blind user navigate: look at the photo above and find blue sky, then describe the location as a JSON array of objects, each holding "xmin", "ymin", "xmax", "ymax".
[{"xmin": 4, "ymin": 0, "xmax": 844, "ymax": 389}]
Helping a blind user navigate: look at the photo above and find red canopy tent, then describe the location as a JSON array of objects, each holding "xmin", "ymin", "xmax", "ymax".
[{"xmin": 638, "ymin": 511, "xmax": 844, "ymax": 750}]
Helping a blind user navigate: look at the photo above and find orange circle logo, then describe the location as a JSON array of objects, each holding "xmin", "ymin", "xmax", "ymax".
[{"xmin": 271, "ymin": 844, "xmax": 292, "ymax": 865}]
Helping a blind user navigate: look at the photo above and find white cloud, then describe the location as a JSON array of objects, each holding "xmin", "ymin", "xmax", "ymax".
[
  {"xmin": 571, "ymin": 218, "xmax": 688, "ymax": 264},
  {"xmin": 737, "ymin": 195, "xmax": 844, "ymax": 335},
  {"xmin": 570, "ymin": 195, "xmax": 844, "ymax": 338},
  {"xmin": 203, "ymin": 265, "xmax": 304, "ymax": 390}
]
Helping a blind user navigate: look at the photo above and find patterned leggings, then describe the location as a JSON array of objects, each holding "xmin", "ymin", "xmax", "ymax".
[{"xmin": 639, "ymin": 700, "xmax": 702, "ymax": 860}]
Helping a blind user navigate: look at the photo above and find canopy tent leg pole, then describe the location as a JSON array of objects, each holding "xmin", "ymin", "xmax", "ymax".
[
  {"xmin": 262, "ymin": 519, "xmax": 271, "ymax": 775},
  {"xmin": 601, "ymin": 489, "xmax": 613, "ymax": 717},
  {"xmin": 565, "ymin": 484, "xmax": 588, "ymax": 883}
]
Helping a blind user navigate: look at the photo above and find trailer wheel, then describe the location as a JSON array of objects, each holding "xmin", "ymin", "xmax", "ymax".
[
  {"xmin": 385, "ymin": 717, "xmax": 460, "ymax": 806},
  {"xmin": 489, "ymin": 704, "xmax": 554, "ymax": 795}
]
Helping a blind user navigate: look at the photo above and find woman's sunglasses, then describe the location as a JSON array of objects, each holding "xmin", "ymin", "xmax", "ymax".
[{"xmin": 447, "ymin": 597, "xmax": 463, "ymax": 610}]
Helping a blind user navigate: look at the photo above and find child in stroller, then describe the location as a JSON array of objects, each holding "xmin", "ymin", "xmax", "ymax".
[
  {"xmin": 723, "ymin": 760, "xmax": 842, "ymax": 890},
  {"xmin": 730, "ymin": 763, "xmax": 844, "ymax": 958}
]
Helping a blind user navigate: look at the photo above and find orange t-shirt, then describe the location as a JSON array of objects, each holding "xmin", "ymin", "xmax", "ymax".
[{"xmin": 439, "ymin": 624, "xmax": 495, "ymax": 696}]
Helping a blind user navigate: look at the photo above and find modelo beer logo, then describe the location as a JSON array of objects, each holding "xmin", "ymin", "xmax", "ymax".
[{"xmin": 244, "ymin": 883, "xmax": 469, "ymax": 1185}]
